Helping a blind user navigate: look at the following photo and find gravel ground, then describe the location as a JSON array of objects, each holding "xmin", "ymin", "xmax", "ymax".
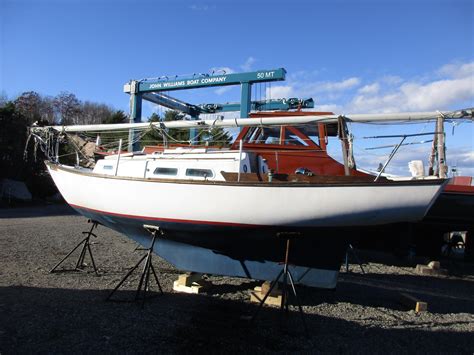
[{"xmin": 0, "ymin": 204, "xmax": 473, "ymax": 354}]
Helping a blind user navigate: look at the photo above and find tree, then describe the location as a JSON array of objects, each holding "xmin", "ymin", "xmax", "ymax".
[
  {"xmin": 148, "ymin": 112, "xmax": 160, "ymax": 122},
  {"xmin": 39, "ymin": 96, "xmax": 55, "ymax": 124},
  {"xmin": 13, "ymin": 92, "xmax": 56, "ymax": 125},
  {"xmin": 0, "ymin": 102, "xmax": 56, "ymax": 198},
  {"xmin": 140, "ymin": 112, "xmax": 161, "ymax": 146},
  {"xmin": 14, "ymin": 91, "xmax": 42, "ymax": 125},
  {"xmin": 81, "ymin": 101, "xmax": 115, "ymax": 125},
  {"xmin": 141, "ymin": 110, "xmax": 232, "ymax": 147},
  {"xmin": 0, "ymin": 92, "xmax": 8, "ymax": 107},
  {"xmin": 94, "ymin": 110, "xmax": 129, "ymax": 150},
  {"xmin": 53, "ymin": 91, "xmax": 82, "ymax": 125},
  {"xmin": 102, "ymin": 110, "xmax": 127, "ymax": 124},
  {"xmin": 199, "ymin": 126, "xmax": 233, "ymax": 147},
  {"xmin": 163, "ymin": 110, "xmax": 190, "ymax": 143}
]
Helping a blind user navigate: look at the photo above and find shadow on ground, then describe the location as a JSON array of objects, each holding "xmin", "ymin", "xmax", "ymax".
[
  {"xmin": 0, "ymin": 203, "xmax": 77, "ymax": 219},
  {"xmin": 1, "ymin": 285, "xmax": 473, "ymax": 354}
]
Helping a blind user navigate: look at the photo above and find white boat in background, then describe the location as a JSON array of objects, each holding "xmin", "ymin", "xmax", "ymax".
[{"xmin": 44, "ymin": 147, "xmax": 447, "ymax": 288}]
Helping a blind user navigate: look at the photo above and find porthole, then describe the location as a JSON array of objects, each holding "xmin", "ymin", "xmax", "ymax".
[
  {"xmin": 185, "ymin": 168, "xmax": 214, "ymax": 178},
  {"xmin": 153, "ymin": 167, "xmax": 178, "ymax": 176}
]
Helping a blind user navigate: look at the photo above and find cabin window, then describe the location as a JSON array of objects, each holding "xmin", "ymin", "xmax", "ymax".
[
  {"xmin": 103, "ymin": 165, "xmax": 114, "ymax": 170},
  {"xmin": 284, "ymin": 131, "xmax": 309, "ymax": 146},
  {"xmin": 153, "ymin": 167, "xmax": 178, "ymax": 176},
  {"xmin": 292, "ymin": 125, "xmax": 320, "ymax": 146},
  {"xmin": 185, "ymin": 168, "xmax": 214, "ymax": 178},
  {"xmin": 246, "ymin": 127, "xmax": 281, "ymax": 144}
]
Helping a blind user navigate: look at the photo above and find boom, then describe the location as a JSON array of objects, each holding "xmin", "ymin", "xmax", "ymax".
[{"xmin": 34, "ymin": 108, "xmax": 473, "ymax": 133}]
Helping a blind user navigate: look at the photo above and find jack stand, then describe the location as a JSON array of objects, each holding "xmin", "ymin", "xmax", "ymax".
[
  {"xmin": 50, "ymin": 220, "xmax": 99, "ymax": 275},
  {"xmin": 251, "ymin": 232, "xmax": 308, "ymax": 335},
  {"xmin": 344, "ymin": 244, "xmax": 365, "ymax": 274},
  {"xmin": 106, "ymin": 225, "xmax": 163, "ymax": 306}
]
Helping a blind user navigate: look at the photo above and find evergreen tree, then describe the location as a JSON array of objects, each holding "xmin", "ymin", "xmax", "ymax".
[
  {"xmin": 140, "ymin": 110, "xmax": 233, "ymax": 148},
  {"xmin": 97, "ymin": 110, "xmax": 129, "ymax": 150},
  {"xmin": 140, "ymin": 112, "xmax": 163, "ymax": 147},
  {"xmin": 163, "ymin": 110, "xmax": 190, "ymax": 144},
  {"xmin": 102, "ymin": 110, "xmax": 127, "ymax": 124},
  {"xmin": 0, "ymin": 102, "xmax": 56, "ymax": 198}
]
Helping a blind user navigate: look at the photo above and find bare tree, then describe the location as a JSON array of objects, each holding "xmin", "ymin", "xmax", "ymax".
[
  {"xmin": 0, "ymin": 91, "xmax": 8, "ymax": 107},
  {"xmin": 81, "ymin": 101, "xmax": 115, "ymax": 124},
  {"xmin": 53, "ymin": 91, "xmax": 82, "ymax": 125},
  {"xmin": 39, "ymin": 96, "xmax": 55, "ymax": 124},
  {"xmin": 14, "ymin": 91, "xmax": 42, "ymax": 124}
]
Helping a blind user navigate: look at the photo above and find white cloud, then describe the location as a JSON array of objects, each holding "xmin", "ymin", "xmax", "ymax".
[
  {"xmin": 209, "ymin": 61, "xmax": 473, "ymax": 118},
  {"xmin": 266, "ymin": 85, "xmax": 295, "ymax": 99},
  {"xmin": 265, "ymin": 61, "xmax": 473, "ymax": 114},
  {"xmin": 342, "ymin": 61, "xmax": 474, "ymax": 113},
  {"xmin": 437, "ymin": 62, "xmax": 474, "ymax": 79},
  {"xmin": 344, "ymin": 125, "xmax": 473, "ymax": 177},
  {"xmin": 215, "ymin": 86, "xmax": 232, "ymax": 95},
  {"xmin": 446, "ymin": 146, "xmax": 474, "ymax": 176},
  {"xmin": 319, "ymin": 77, "xmax": 361, "ymax": 92},
  {"xmin": 261, "ymin": 77, "xmax": 361, "ymax": 103},
  {"xmin": 240, "ymin": 57, "xmax": 256, "ymax": 71},
  {"xmin": 381, "ymin": 75, "xmax": 403, "ymax": 85},
  {"xmin": 210, "ymin": 57, "xmax": 258, "ymax": 77},
  {"xmin": 348, "ymin": 74, "xmax": 473, "ymax": 113},
  {"xmin": 189, "ymin": 4, "xmax": 215, "ymax": 11},
  {"xmin": 358, "ymin": 83, "xmax": 380, "ymax": 95},
  {"xmin": 351, "ymin": 144, "xmax": 434, "ymax": 176},
  {"xmin": 314, "ymin": 104, "xmax": 342, "ymax": 113}
]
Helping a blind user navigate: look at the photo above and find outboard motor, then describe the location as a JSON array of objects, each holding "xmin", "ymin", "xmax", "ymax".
[{"xmin": 295, "ymin": 167, "xmax": 314, "ymax": 176}]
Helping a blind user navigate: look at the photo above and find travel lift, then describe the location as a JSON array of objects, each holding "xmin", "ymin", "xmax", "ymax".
[{"xmin": 125, "ymin": 67, "xmax": 296, "ymax": 151}]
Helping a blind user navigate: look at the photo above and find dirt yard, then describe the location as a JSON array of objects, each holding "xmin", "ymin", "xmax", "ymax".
[{"xmin": 1, "ymin": 205, "xmax": 473, "ymax": 353}]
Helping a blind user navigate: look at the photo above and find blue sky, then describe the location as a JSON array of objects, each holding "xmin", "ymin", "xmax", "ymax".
[{"xmin": 1, "ymin": 0, "xmax": 473, "ymax": 175}]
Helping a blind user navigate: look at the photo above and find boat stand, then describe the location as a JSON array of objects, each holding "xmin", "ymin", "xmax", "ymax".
[
  {"xmin": 251, "ymin": 232, "xmax": 308, "ymax": 334},
  {"xmin": 50, "ymin": 220, "xmax": 100, "ymax": 276},
  {"xmin": 106, "ymin": 225, "xmax": 163, "ymax": 306},
  {"xmin": 344, "ymin": 244, "xmax": 365, "ymax": 274}
]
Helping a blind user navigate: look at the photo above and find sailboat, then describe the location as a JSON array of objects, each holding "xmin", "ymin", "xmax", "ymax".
[{"xmin": 30, "ymin": 111, "xmax": 459, "ymax": 288}]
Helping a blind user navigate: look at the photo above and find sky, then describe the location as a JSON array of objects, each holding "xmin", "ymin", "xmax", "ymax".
[{"xmin": 1, "ymin": 0, "xmax": 473, "ymax": 175}]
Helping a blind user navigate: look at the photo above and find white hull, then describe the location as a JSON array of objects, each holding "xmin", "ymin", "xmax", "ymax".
[
  {"xmin": 45, "ymin": 163, "xmax": 446, "ymax": 288},
  {"xmin": 47, "ymin": 163, "xmax": 443, "ymax": 228}
]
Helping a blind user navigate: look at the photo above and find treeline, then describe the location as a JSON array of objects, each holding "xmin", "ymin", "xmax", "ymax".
[
  {"xmin": 2, "ymin": 90, "xmax": 232, "ymax": 145},
  {"xmin": 1, "ymin": 90, "xmax": 127, "ymax": 126},
  {"xmin": 0, "ymin": 91, "xmax": 128, "ymax": 199},
  {"xmin": 0, "ymin": 91, "xmax": 233, "ymax": 200}
]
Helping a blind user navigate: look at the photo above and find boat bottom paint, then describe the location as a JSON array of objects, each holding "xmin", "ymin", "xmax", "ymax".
[{"xmin": 72, "ymin": 205, "xmax": 351, "ymax": 289}]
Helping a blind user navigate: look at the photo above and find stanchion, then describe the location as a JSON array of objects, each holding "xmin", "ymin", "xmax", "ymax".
[
  {"xmin": 50, "ymin": 219, "xmax": 99, "ymax": 275},
  {"xmin": 344, "ymin": 244, "xmax": 365, "ymax": 274},
  {"xmin": 106, "ymin": 225, "xmax": 163, "ymax": 306},
  {"xmin": 251, "ymin": 232, "xmax": 308, "ymax": 334}
]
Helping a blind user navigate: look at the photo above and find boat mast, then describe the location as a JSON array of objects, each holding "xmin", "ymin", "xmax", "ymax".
[
  {"xmin": 337, "ymin": 116, "xmax": 351, "ymax": 176},
  {"xmin": 436, "ymin": 114, "xmax": 447, "ymax": 178}
]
